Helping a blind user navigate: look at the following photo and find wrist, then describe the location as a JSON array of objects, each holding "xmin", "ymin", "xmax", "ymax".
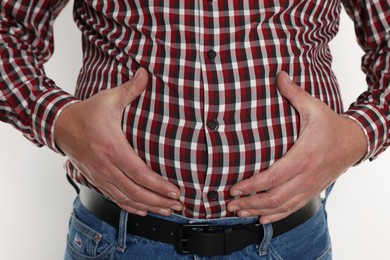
[
  {"xmin": 343, "ymin": 105, "xmax": 388, "ymax": 162},
  {"xmin": 53, "ymin": 101, "xmax": 81, "ymax": 154},
  {"xmin": 31, "ymin": 89, "xmax": 79, "ymax": 154},
  {"xmin": 341, "ymin": 115, "xmax": 368, "ymax": 165}
]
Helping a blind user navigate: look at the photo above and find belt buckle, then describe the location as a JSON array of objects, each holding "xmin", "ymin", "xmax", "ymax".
[{"xmin": 176, "ymin": 223, "xmax": 211, "ymax": 254}]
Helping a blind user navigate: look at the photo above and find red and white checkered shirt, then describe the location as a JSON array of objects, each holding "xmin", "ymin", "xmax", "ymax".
[{"xmin": 1, "ymin": 0, "xmax": 389, "ymax": 218}]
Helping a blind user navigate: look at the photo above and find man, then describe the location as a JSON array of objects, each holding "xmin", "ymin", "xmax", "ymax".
[{"xmin": 1, "ymin": 0, "xmax": 389, "ymax": 259}]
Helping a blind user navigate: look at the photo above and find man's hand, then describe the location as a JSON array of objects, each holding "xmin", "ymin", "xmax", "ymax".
[
  {"xmin": 54, "ymin": 68, "xmax": 183, "ymax": 217},
  {"xmin": 228, "ymin": 71, "xmax": 367, "ymax": 224}
]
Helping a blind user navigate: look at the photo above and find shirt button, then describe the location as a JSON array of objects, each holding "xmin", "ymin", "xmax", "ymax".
[
  {"xmin": 208, "ymin": 50, "xmax": 217, "ymax": 61},
  {"xmin": 207, "ymin": 119, "xmax": 219, "ymax": 130},
  {"xmin": 207, "ymin": 190, "xmax": 219, "ymax": 201}
]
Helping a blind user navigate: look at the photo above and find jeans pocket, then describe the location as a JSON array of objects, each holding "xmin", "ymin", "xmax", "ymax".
[
  {"xmin": 268, "ymin": 206, "xmax": 332, "ymax": 260},
  {"xmin": 66, "ymin": 212, "xmax": 116, "ymax": 260}
]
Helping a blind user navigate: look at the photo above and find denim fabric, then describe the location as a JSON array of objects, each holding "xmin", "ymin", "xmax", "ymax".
[{"xmin": 64, "ymin": 197, "xmax": 331, "ymax": 260}]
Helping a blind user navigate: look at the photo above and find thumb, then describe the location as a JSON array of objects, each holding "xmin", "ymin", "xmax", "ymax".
[
  {"xmin": 276, "ymin": 71, "xmax": 313, "ymax": 112},
  {"xmin": 115, "ymin": 67, "xmax": 149, "ymax": 107}
]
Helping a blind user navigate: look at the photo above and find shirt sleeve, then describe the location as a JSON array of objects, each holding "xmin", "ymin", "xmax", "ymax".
[
  {"xmin": 341, "ymin": 0, "xmax": 390, "ymax": 162},
  {"xmin": 0, "ymin": 0, "xmax": 79, "ymax": 153}
]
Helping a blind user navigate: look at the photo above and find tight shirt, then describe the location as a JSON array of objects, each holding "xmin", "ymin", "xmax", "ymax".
[{"xmin": 1, "ymin": 0, "xmax": 389, "ymax": 218}]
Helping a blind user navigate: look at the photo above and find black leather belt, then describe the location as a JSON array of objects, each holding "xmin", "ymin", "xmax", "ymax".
[{"xmin": 79, "ymin": 186, "xmax": 321, "ymax": 256}]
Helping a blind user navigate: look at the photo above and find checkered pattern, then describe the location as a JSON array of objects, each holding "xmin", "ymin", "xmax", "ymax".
[{"xmin": 1, "ymin": 0, "xmax": 389, "ymax": 218}]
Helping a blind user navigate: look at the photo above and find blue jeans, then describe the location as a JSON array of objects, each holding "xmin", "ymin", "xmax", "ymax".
[{"xmin": 64, "ymin": 197, "xmax": 332, "ymax": 260}]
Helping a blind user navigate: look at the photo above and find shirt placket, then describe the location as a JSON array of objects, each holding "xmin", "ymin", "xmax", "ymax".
[{"xmin": 198, "ymin": 0, "xmax": 225, "ymax": 219}]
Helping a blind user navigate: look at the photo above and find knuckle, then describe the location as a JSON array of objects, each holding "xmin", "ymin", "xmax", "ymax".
[
  {"xmin": 122, "ymin": 81, "xmax": 133, "ymax": 91},
  {"xmin": 128, "ymin": 189, "xmax": 146, "ymax": 203},
  {"xmin": 131, "ymin": 167, "xmax": 147, "ymax": 183},
  {"xmin": 268, "ymin": 194, "xmax": 284, "ymax": 208},
  {"xmin": 277, "ymin": 203, "xmax": 293, "ymax": 214},
  {"xmin": 115, "ymin": 196, "xmax": 134, "ymax": 207},
  {"xmin": 266, "ymin": 173, "xmax": 281, "ymax": 189}
]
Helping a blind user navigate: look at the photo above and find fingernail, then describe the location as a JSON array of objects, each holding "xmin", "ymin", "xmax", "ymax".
[
  {"xmin": 158, "ymin": 208, "xmax": 172, "ymax": 216},
  {"xmin": 231, "ymin": 190, "xmax": 243, "ymax": 196},
  {"xmin": 283, "ymin": 72, "xmax": 292, "ymax": 85},
  {"xmin": 239, "ymin": 210, "xmax": 251, "ymax": 218},
  {"xmin": 170, "ymin": 204, "xmax": 183, "ymax": 211},
  {"xmin": 261, "ymin": 218, "xmax": 271, "ymax": 225},
  {"xmin": 134, "ymin": 69, "xmax": 141, "ymax": 80},
  {"xmin": 168, "ymin": 192, "xmax": 179, "ymax": 199},
  {"xmin": 228, "ymin": 205, "xmax": 240, "ymax": 212},
  {"xmin": 135, "ymin": 211, "xmax": 147, "ymax": 216}
]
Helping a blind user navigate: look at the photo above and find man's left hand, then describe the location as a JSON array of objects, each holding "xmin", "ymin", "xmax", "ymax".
[{"xmin": 227, "ymin": 71, "xmax": 367, "ymax": 224}]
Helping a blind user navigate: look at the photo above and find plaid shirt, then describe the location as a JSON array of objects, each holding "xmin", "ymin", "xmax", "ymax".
[{"xmin": 1, "ymin": 0, "xmax": 389, "ymax": 218}]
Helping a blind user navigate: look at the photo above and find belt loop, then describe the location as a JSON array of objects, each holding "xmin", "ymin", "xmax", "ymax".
[
  {"xmin": 116, "ymin": 209, "xmax": 128, "ymax": 252},
  {"xmin": 257, "ymin": 223, "xmax": 273, "ymax": 256}
]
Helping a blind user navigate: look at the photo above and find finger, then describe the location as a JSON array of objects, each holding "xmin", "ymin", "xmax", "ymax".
[
  {"xmin": 229, "ymin": 169, "xmax": 310, "ymax": 214},
  {"xmin": 112, "ymin": 67, "xmax": 149, "ymax": 108},
  {"xmin": 231, "ymin": 190, "xmax": 310, "ymax": 224},
  {"xmin": 105, "ymin": 184, "xmax": 177, "ymax": 217},
  {"xmin": 230, "ymin": 153, "xmax": 304, "ymax": 196},
  {"xmin": 114, "ymin": 139, "xmax": 182, "ymax": 200},
  {"xmin": 257, "ymin": 195, "xmax": 311, "ymax": 224},
  {"xmin": 85, "ymin": 154, "xmax": 183, "ymax": 215},
  {"xmin": 242, "ymin": 191, "xmax": 309, "ymax": 218},
  {"xmin": 230, "ymin": 72, "xmax": 313, "ymax": 197},
  {"xmin": 99, "ymin": 174, "xmax": 182, "ymax": 217},
  {"xmin": 276, "ymin": 71, "xmax": 314, "ymax": 113},
  {"xmin": 106, "ymin": 162, "xmax": 183, "ymax": 211},
  {"xmin": 230, "ymin": 144, "xmax": 307, "ymax": 197},
  {"xmin": 98, "ymin": 186, "xmax": 147, "ymax": 217}
]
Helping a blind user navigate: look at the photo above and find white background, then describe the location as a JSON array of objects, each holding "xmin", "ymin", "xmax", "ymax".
[{"xmin": 1, "ymin": 2, "xmax": 389, "ymax": 260}]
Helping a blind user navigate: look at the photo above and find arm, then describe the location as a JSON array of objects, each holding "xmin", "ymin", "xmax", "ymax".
[
  {"xmin": 342, "ymin": 0, "xmax": 390, "ymax": 161},
  {"xmin": 228, "ymin": 1, "xmax": 390, "ymax": 223},
  {"xmin": 54, "ymin": 68, "xmax": 183, "ymax": 216},
  {"xmin": 0, "ymin": 0, "xmax": 183, "ymax": 216},
  {"xmin": 0, "ymin": 0, "xmax": 78, "ymax": 152},
  {"xmin": 228, "ymin": 72, "xmax": 367, "ymax": 223}
]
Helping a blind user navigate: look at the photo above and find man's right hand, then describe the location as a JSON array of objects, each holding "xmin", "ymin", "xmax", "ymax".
[{"xmin": 54, "ymin": 68, "xmax": 183, "ymax": 216}]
